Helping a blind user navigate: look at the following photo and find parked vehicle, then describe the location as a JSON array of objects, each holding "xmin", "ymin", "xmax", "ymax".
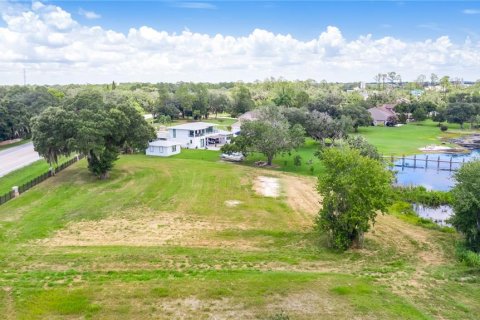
[{"xmin": 220, "ymin": 152, "xmax": 244, "ymax": 162}]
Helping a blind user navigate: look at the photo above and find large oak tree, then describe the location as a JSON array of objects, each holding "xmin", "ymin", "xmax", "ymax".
[{"xmin": 32, "ymin": 90, "xmax": 155, "ymax": 179}]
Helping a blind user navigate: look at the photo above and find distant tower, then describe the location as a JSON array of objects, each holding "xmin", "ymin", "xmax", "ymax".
[{"xmin": 23, "ymin": 68, "xmax": 26, "ymax": 86}]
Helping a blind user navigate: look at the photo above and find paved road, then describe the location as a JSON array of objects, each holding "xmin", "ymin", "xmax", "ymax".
[{"xmin": 0, "ymin": 142, "xmax": 42, "ymax": 177}]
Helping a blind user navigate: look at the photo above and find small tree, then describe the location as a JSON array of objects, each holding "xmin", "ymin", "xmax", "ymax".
[
  {"xmin": 450, "ymin": 161, "xmax": 480, "ymax": 253},
  {"xmin": 446, "ymin": 103, "xmax": 476, "ymax": 129},
  {"xmin": 233, "ymin": 106, "xmax": 305, "ymax": 165},
  {"xmin": 412, "ymin": 106, "xmax": 427, "ymax": 122},
  {"xmin": 305, "ymin": 111, "xmax": 334, "ymax": 144},
  {"xmin": 341, "ymin": 104, "xmax": 372, "ymax": 132},
  {"xmin": 230, "ymin": 85, "xmax": 254, "ymax": 117},
  {"xmin": 316, "ymin": 148, "xmax": 393, "ymax": 250}
]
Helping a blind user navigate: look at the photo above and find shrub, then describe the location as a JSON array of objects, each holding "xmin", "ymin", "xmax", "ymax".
[
  {"xmin": 456, "ymin": 245, "xmax": 480, "ymax": 267},
  {"xmin": 293, "ymin": 155, "xmax": 302, "ymax": 166},
  {"xmin": 393, "ymin": 186, "xmax": 452, "ymax": 206},
  {"xmin": 440, "ymin": 124, "xmax": 448, "ymax": 132}
]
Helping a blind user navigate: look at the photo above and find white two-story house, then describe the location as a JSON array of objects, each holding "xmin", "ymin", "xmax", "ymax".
[
  {"xmin": 168, "ymin": 122, "xmax": 231, "ymax": 149},
  {"xmin": 146, "ymin": 122, "xmax": 232, "ymax": 156}
]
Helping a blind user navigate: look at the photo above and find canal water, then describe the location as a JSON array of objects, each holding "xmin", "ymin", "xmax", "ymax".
[{"xmin": 393, "ymin": 149, "xmax": 480, "ymax": 191}]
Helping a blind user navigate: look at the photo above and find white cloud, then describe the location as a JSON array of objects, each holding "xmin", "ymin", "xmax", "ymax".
[
  {"xmin": 78, "ymin": 8, "xmax": 101, "ymax": 20},
  {"xmin": 462, "ymin": 9, "xmax": 480, "ymax": 15},
  {"xmin": 173, "ymin": 2, "xmax": 216, "ymax": 10},
  {"xmin": 1, "ymin": 1, "xmax": 480, "ymax": 85}
]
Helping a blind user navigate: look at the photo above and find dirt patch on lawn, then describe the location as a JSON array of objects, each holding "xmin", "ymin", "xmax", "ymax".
[
  {"xmin": 280, "ymin": 174, "xmax": 321, "ymax": 216},
  {"xmin": 266, "ymin": 291, "xmax": 353, "ymax": 319},
  {"xmin": 368, "ymin": 214, "xmax": 446, "ymax": 266},
  {"xmin": 253, "ymin": 176, "xmax": 281, "ymax": 197},
  {"xmin": 155, "ymin": 297, "xmax": 255, "ymax": 320},
  {"xmin": 37, "ymin": 208, "xmax": 260, "ymax": 248}
]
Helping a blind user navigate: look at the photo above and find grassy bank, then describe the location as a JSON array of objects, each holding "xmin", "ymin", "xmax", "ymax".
[
  {"xmin": 0, "ymin": 154, "xmax": 478, "ymax": 319},
  {"xmin": 0, "ymin": 156, "xmax": 72, "ymax": 195}
]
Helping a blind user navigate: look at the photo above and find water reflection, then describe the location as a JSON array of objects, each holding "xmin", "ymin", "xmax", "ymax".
[
  {"xmin": 393, "ymin": 149, "xmax": 480, "ymax": 191},
  {"xmin": 413, "ymin": 204, "xmax": 453, "ymax": 226}
]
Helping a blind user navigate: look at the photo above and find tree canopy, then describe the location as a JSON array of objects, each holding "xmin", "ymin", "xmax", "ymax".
[
  {"xmin": 316, "ymin": 147, "xmax": 393, "ymax": 250},
  {"xmin": 451, "ymin": 160, "xmax": 480, "ymax": 253},
  {"xmin": 224, "ymin": 105, "xmax": 305, "ymax": 165},
  {"xmin": 32, "ymin": 89, "xmax": 155, "ymax": 179}
]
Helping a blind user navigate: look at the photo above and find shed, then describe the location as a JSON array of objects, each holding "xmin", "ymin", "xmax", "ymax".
[{"xmin": 146, "ymin": 140, "xmax": 181, "ymax": 157}]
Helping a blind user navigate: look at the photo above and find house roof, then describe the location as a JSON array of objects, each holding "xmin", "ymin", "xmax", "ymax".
[
  {"xmin": 149, "ymin": 140, "xmax": 181, "ymax": 147},
  {"xmin": 368, "ymin": 106, "xmax": 396, "ymax": 122},
  {"xmin": 216, "ymin": 129, "xmax": 232, "ymax": 135},
  {"xmin": 168, "ymin": 122, "xmax": 215, "ymax": 131},
  {"xmin": 238, "ymin": 110, "xmax": 260, "ymax": 121}
]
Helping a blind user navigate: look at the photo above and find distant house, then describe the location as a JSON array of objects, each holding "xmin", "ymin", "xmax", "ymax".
[
  {"xmin": 368, "ymin": 104, "xmax": 397, "ymax": 126},
  {"xmin": 231, "ymin": 110, "xmax": 260, "ymax": 133},
  {"xmin": 146, "ymin": 140, "xmax": 181, "ymax": 157}
]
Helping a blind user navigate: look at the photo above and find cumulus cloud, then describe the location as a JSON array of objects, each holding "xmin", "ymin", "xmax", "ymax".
[
  {"xmin": 78, "ymin": 8, "xmax": 101, "ymax": 20},
  {"xmin": 462, "ymin": 9, "xmax": 480, "ymax": 15},
  {"xmin": 1, "ymin": 1, "xmax": 480, "ymax": 84},
  {"xmin": 173, "ymin": 2, "xmax": 216, "ymax": 10}
]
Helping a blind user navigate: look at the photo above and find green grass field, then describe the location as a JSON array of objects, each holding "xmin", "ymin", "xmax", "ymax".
[
  {"xmin": 358, "ymin": 120, "xmax": 476, "ymax": 155},
  {"xmin": 0, "ymin": 157, "xmax": 72, "ymax": 195},
  {"xmin": 0, "ymin": 120, "xmax": 474, "ymax": 198},
  {"xmin": 0, "ymin": 154, "xmax": 478, "ymax": 319}
]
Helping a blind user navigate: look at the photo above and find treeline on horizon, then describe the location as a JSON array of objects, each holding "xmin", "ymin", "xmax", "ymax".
[{"xmin": 1, "ymin": 75, "xmax": 480, "ymax": 142}]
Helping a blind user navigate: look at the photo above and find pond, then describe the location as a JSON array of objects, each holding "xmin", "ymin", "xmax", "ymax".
[
  {"xmin": 413, "ymin": 204, "xmax": 453, "ymax": 226},
  {"xmin": 393, "ymin": 149, "xmax": 480, "ymax": 191}
]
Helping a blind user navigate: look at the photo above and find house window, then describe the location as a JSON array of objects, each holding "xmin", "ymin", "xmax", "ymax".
[
  {"xmin": 172, "ymin": 145, "xmax": 177, "ymax": 152},
  {"xmin": 149, "ymin": 146, "xmax": 153, "ymax": 152},
  {"xmin": 189, "ymin": 130, "xmax": 194, "ymax": 137},
  {"xmin": 172, "ymin": 129, "xmax": 176, "ymax": 138},
  {"xmin": 200, "ymin": 139, "xmax": 205, "ymax": 147}
]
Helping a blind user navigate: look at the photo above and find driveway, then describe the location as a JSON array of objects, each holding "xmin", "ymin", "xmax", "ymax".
[{"xmin": 0, "ymin": 142, "xmax": 42, "ymax": 177}]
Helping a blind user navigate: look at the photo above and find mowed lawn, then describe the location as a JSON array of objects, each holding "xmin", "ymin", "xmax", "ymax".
[
  {"xmin": 0, "ymin": 154, "xmax": 478, "ymax": 319},
  {"xmin": 0, "ymin": 156, "xmax": 72, "ymax": 195},
  {"xmin": 358, "ymin": 120, "xmax": 473, "ymax": 156}
]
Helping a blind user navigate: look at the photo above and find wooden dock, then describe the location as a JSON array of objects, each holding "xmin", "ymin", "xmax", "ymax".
[{"xmin": 383, "ymin": 155, "xmax": 467, "ymax": 172}]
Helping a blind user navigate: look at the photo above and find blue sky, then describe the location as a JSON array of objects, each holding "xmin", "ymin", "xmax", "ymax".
[
  {"xmin": 49, "ymin": 1, "xmax": 480, "ymax": 42},
  {"xmin": 1, "ymin": 1, "xmax": 480, "ymax": 84}
]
